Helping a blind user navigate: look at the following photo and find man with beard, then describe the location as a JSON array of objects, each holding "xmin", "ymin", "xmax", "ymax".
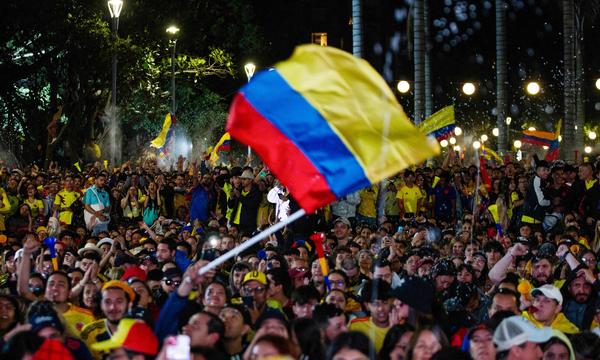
[
  {"xmin": 81, "ymin": 280, "xmax": 135, "ymax": 359},
  {"xmin": 489, "ymin": 244, "xmax": 562, "ymax": 289},
  {"xmin": 562, "ymin": 268, "xmax": 599, "ymax": 329}
]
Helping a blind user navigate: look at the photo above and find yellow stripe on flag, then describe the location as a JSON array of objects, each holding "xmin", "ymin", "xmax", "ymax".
[
  {"xmin": 209, "ymin": 132, "xmax": 231, "ymax": 166},
  {"xmin": 418, "ymin": 105, "xmax": 455, "ymax": 135},
  {"xmin": 150, "ymin": 113, "xmax": 172, "ymax": 149}
]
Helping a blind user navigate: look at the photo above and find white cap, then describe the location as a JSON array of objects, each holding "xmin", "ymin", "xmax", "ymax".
[
  {"xmin": 97, "ymin": 237, "xmax": 114, "ymax": 248},
  {"xmin": 531, "ymin": 284, "xmax": 563, "ymax": 306},
  {"xmin": 493, "ymin": 316, "xmax": 553, "ymax": 352}
]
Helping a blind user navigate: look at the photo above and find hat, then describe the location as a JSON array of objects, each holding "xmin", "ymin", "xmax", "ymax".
[
  {"xmin": 493, "ymin": 315, "xmax": 552, "ymax": 352},
  {"xmin": 180, "ymin": 225, "xmax": 193, "ymax": 234},
  {"xmin": 391, "ymin": 276, "xmax": 434, "ymax": 314},
  {"xmin": 102, "ymin": 280, "xmax": 136, "ymax": 302},
  {"xmin": 121, "ymin": 266, "xmax": 147, "ymax": 282},
  {"xmin": 531, "ymin": 284, "xmax": 563, "ymax": 306},
  {"xmin": 97, "ymin": 237, "xmax": 114, "ymax": 248},
  {"xmin": 36, "ymin": 226, "xmax": 48, "ymax": 234},
  {"xmin": 32, "ymin": 339, "xmax": 75, "ymax": 360},
  {"xmin": 91, "ymin": 318, "xmax": 158, "ymax": 356},
  {"xmin": 28, "ymin": 302, "xmax": 65, "ymax": 334},
  {"xmin": 224, "ymin": 303, "xmax": 252, "ymax": 325},
  {"xmin": 242, "ymin": 270, "xmax": 267, "ymax": 286},
  {"xmin": 77, "ymin": 243, "xmax": 102, "ymax": 258},
  {"xmin": 333, "ymin": 217, "xmax": 351, "ymax": 228},
  {"xmin": 240, "ymin": 170, "xmax": 254, "ymax": 180}
]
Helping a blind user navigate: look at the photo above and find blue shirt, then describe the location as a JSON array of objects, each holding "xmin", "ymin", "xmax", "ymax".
[
  {"xmin": 190, "ymin": 186, "xmax": 209, "ymax": 222},
  {"xmin": 83, "ymin": 186, "xmax": 110, "ymax": 208}
]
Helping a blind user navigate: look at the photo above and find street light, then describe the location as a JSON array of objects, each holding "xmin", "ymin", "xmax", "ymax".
[
  {"xmin": 462, "ymin": 82, "xmax": 476, "ymax": 96},
  {"xmin": 166, "ymin": 25, "xmax": 180, "ymax": 115},
  {"xmin": 453, "ymin": 145, "xmax": 461, "ymax": 152},
  {"xmin": 514, "ymin": 140, "xmax": 522, "ymax": 149},
  {"xmin": 589, "ymin": 131, "xmax": 597, "ymax": 140},
  {"xmin": 449, "ymin": 137, "xmax": 456, "ymax": 145},
  {"xmin": 481, "ymin": 134, "xmax": 489, "ymax": 142},
  {"xmin": 596, "ymin": 78, "xmax": 600, "ymax": 90},
  {"xmin": 454, "ymin": 127, "xmax": 463, "ymax": 136},
  {"xmin": 528, "ymin": 127, "xmax": 536, "ymax": 131},
  {"xmin": 526, "ymin": 81, "xmax": 541, "ymax": 95},
  {"xmin": 492, "ymin": 127, "xmax": 499, "ymax": 137},
  {"xmin": 506, "ymin": 117, "xmax": 512, "ymax": 125},
  {"xmin": 245, "ymin": 63, "xmax": 256, "ymax": 82},
  {"xmin": 440, "ymin": 139, "xmax": 449, "ymax": 147},
  {"xmin": 585, "ymin": 146, "xmax": 592, "ymax": 154},
  {"xmin": 473, "ymin": 140, "xmax": 481, "ymax": 149},
  {"xmin": 397, "ymin": 80, "xmax": 410, "ymax": 93}
]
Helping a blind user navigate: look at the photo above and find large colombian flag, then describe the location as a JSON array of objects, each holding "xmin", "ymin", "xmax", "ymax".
[
  {"xmin": 418, "ymin": 105, "xmax": 455, "ymax": 141},
  {"xmin": 227, "ymin": 45, "xmax": 439, "ymax": 213}
]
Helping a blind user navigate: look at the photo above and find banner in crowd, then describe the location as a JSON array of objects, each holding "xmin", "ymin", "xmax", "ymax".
[{"xmin": 226, "ymin": 44, "xmax": 439, "ymax": 213}]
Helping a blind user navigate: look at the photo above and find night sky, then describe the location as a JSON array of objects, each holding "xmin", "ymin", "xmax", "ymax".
[{"xmin": 252, "ymin": 0, "xmax": 600, "ymax": 136}]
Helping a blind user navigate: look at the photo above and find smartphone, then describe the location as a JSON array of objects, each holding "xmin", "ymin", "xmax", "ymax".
[{"xmin": 165, "ymin": 334, "xmax": 191, "ymax": 360}]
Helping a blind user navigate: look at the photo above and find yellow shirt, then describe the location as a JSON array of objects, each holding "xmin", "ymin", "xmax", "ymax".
[
  {"xmin": 64, "ymin": 303, "xmax": 95, "ymax": 332},
  {"xmin": 522, "ymin": 311, "xmax": 579, "ymax": 334},
  {"xmin": 348, "ymin": 317, "xmax": 389, "ymax": 352},
  {"xmin": 396, "ymin": 185, "xmax": 423, "ymax": 214},
  {"xmin": 24, "ymin": 198, "xmax": 44, "ymax": 218},
  {"xmin": 357, "ymin": 186, "xmax": 379, "ymax": 218},
  {"xmin": 54, "ymin": 189, "xmax": 81, "ymax": 225}
]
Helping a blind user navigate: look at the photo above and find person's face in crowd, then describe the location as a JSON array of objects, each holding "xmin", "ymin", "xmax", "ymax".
[
  {"xmin": 37, "ymin": 326, "xmax": 62, "ymax": 340},
  {"xmin": 485, "ymin": 248, "xmax": 502, "ymax": 267},
  {"xmin": 297, "ymin": 247, "xmax": 309, "ymax": 260},
  {"xmin": 532, "ymin": 294, "xmax": 561, "ymax": 324},
  {"xmin": 49, "ymin": 182, "xmax": 59, "ymax": 194},
  {"xmin": 461, "ymin": 222, "xmax": 472, "ymax": 234},
  {"xmin": 221, "ymin": 236, "xmax": 235, "ymax": 251},
  {"xmin": 67, "ymin": 269, "xmax": 83, "ymax": 286},
  {"xmin": 79, "ymin": 257, "xmax": 96, "ymax": 272},
  {"xmin": 417, "ymin": 262, "xmax": 433, "ymax": 278},
  {"xmin": 204, "ymin": 283, "xmax": 227, "ymax": 310},
  {"xmin": 358, "ymin": 251, "xmax": 372, "ymax": 270},
  {"xmin": 96, "ymin": 176, "xmax": 107, "ymax": 189},
  {"xmin": 552, "ymin": 170, "xmax": 565, "ymax": 186},
  {"xmin": 82, "ymin": 283, "xmax": 98, "ymax": 309},
  {"xmin": 520, "ymin": 225, "xmax": 532, "ymax": 238},
  {"xmin": 411, "ymin": 330, "xmax": 442, "ymax": 360},
  {"xmin": 512, "ymin": 341, "xmax": 543, "ymax": 360},
  {"xmin": 405, "ymin": 255, "xmax": 420, "ymax": 276},
  {"xmin": 61, "ymin": 234, "xmax": 73, "ymax": 248},
  {"xmin": 469, "ymin": 328, "xmax": 496, "ymax": 360},
  {"xmin": 543, "ymin": 342, "xmax": 569, "ymax": 360},
  {"xmin": 334, "ymin": 222, "xmax": 351, "ymax": 240},
  {"xmin": 293, "ymin": 299, "xmax": 317, "ymax": 319},
  {"xmin": 4, "ymin": 255, "xmax": 16, "ymax": 274},
  {"xmin": 247, "ymin": 256, "xmax": 260, "ymax": 270},
  {"xmin": 452, "ymin": 241, "xmax": 465, "ymax": 257},
  {"xmin": 156, "ymin": 243, "xmax": 173, "ymax": 263},
  {"xmin": 143, "ymin": 241, "xmax": 156, "ymax": 252},
  {"xmin": 532, "ymin": 259, "xmax": 553, "ymax": 284},
  {"xmin": 326, "ymin": 290, "xmax": 347, "ymax": 310},
  {"xmin": 183, "ymin": 313, "xmax": 220, "ymax": 347},
  {"xmin": 331, "ymin": 348, "xmax": 369, "ymax": 360},
  {"xmin": 536, "ymin": 166, "xmax": 550, "ymax": 180},
  {"xmin": 457, "ymin": 268, "xmax": 473, "ymax": 283},
  {"xmin": 325, "ymin": 313, "xmax": 348, "ymax": 342},
  {"xmin": 374, "ymin": 265, "xmax": 393, "ymax": 284},
  {"xmin": 232, "ymin": 268, "xmax": 250, "ymax": 293},
  {"xmin": 98, "ymin": 243, "xmax": 111, "ymax": 256},
  {"xmin": 0, "ymin": 298, "xmax": 16, "ymax": 330},
  {"xmin": 579, "ymin": 165, "xmax": 593, "ymax": 181},
  {"xmin": 259, "ymin": 318, "xmax": 288, "ymax": 338},
  {"xmin": 175, "ymin": 175, "xmax": 185, "ymax": 188},
  {"xmin": 435, "ymin": 275, "xmax": 454, "ymax": 293},
  {"xmin": 250, "ymin": 340, "xmax": 281, "ymax": 360},
  {"xmin": 568, "ymin": 275, "xmax": 592, "ymax": 304},
  {"xmin": 354, "ymin": 237, "xmax": 367, "ymax": 250},
  {"xmin": 489, "ymin": 293, "xmax": 519, "ymax": 318},
  {"xmin": 388, "ymin": 330, "xmax": 413, "ymax": 360},
  {"xmin": 465, "ymin": 244, "xmax": 478, "ymax": 259},
  {"xmin": 582, "ymin": 252, "xmax": 597, "ymax": 270},
  {"xmin": 242, "ymin": 280, "xmax": 267, "ymax": 308},
  {"xmin": 328, "ymin": 273, "xmax": 347, "ymax": 292},
  {"xmin": 335, "ymin": 251, "xmax": 350, "ymax": 268},
  {"xmin": 219, "ymin": 307, "xmax": 249, "ymax": 340},
  {"xmin": 161, "ymin": 275, "xmax": 182, "ymax": 294},
  {"xmin": 45, "ymin": 273, "xmax": 69, "ymax": 304},
  {"xmin": 101, "ymin": 288, "xmax": 129, "ymax": 324},
  {"xmin": 367, "ymin": 299, "xmax": 391, "ymax": 327},
  {"xmin": 311, "ymin": 259, "xmax": 323, "ymax": 282},
  {"xmin": 130, "ymin": 282, "xmax": 151, "ymax": 308},
  {"xmin": 505, "ymin": 164, "xmax": 516, "ymax": 178},
  {"xmin": 26, "ymin": 185, "xmax": 36, "ymax": 198}
]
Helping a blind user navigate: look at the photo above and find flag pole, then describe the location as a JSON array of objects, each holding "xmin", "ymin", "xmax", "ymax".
[{"xmin": 199, "ymin": 209, "xmax": 307, "ymax": 275}]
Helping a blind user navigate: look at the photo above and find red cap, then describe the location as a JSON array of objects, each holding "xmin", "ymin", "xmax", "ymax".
[{"xmin": 121, "ymin": 266, "xmax": 147, "ymax": 282}]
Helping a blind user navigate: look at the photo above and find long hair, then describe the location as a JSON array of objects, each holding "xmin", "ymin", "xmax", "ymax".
[
  {"xmin": 405, "ymin": 325, "xmax": 449, "ymax": 360},
  {"xmin": 291, "ymin": 318, "xmax": 325, "ymax": 360}
]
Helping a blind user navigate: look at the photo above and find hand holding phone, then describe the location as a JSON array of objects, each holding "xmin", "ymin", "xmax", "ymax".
[{"xmin": 165, "ymin": 334, "xmax": 190, "ymax": 360}]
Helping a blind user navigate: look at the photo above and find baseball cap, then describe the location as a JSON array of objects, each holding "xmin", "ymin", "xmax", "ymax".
[
  {"xmin": 493, "ymin": 316, "xmax": 552, "ymax": 352},
  {"xmin": 28, "ymin": 301, "xmax": 65, "ymax": 334},
  {"xmin": 92, "ymin": 318, "xmax": 158, "ymax": 356},
  {"xmin": 242, "ymin": 270, "xmax": 267, "ymax": 286},
  {"xmin": 102, "ymin": 280, "xmax": 136, "ymax": 302},
  {"xmin": 333, "ymin": 217, "xmax": 351, "ymax": 227},
  {"xmin": 531, "ymin": 284, "xmax": 563, "ymax": 306}
]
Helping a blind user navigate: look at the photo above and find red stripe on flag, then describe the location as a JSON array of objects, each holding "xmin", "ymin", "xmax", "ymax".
[{"xmin": 227, "ymin": 94, "xmax": 337, "ymax": 213}]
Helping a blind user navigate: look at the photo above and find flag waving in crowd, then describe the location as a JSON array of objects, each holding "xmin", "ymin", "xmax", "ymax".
[
  {"xmin": 150, "ymin": 113, "xmax": 176, "ymax": 157},
  {"xmin": 418, "ymin": 105, "xmax": 455, "ymax": 141}
]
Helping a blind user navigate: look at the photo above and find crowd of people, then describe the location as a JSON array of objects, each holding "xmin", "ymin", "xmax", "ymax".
[{"xmin": 0, "ymin": 152, "xmax": 599, "ymax": 360}]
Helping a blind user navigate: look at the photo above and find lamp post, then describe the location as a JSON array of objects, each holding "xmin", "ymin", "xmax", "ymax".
[
  {"xmin": 166, "ymin": 26, "xmax": 180, "ymax": 115},
  {"xmin": 107, "ymin": 0, "xmax": 123, "ymax": 109}
]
